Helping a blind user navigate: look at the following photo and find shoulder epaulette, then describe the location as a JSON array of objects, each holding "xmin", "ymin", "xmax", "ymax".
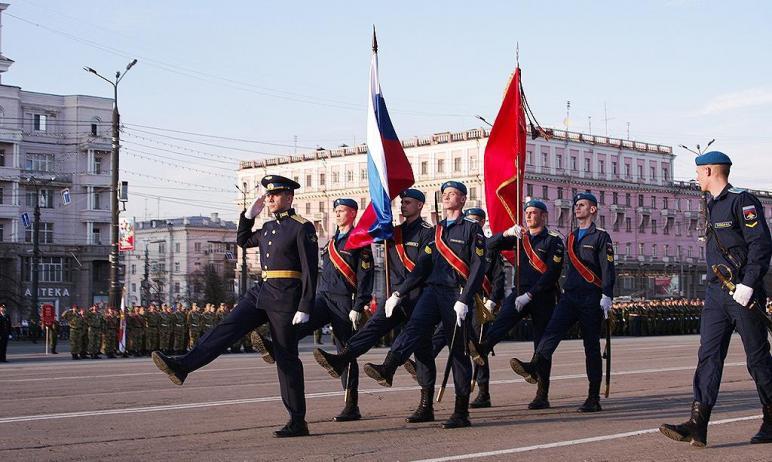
[
  {"xmin": 421, "ymin": 221, "xmax": 433, "ymax": 228},
  {"xmin": 291, "ymin": 214, "xmax": 308, "ymax": 224},
  {"xmin": 463, "ymin": 217, "xmax": 477, "ymax": 223},
  {"xmin": 548, "ymin": 230, "xmax": 561, "ymax": 237},
  {"xmin": 595, "ymin": 227, "xmax": 607, "ymax": 232},
  {"xmin": 728, "ymin": 187, "xmax": 746, "ymax": 194}
]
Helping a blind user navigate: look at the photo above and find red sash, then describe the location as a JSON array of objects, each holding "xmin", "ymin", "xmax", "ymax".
[
  {"xmin": 393, "ymin": 225, "xmax": 416, "ymax": 272},
  {"xmin": 434, "ymin": 224, "xmax": 491, "ymax": 297},
  {"xmin": 567, "ymin": 232, "xmax": 602, "ymax": 288},
  {"xmin": 329, "ymin": 237, "xmax": 357, "ymax": 288},
  {"xmin": 522, "ymin": 232, "xmax": 548, "ymax": 274}
]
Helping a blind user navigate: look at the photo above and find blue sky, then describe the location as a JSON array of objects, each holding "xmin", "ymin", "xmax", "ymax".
[{"xmin": 4, "ymin": 0, "xmax": 771, "ymax": 220}]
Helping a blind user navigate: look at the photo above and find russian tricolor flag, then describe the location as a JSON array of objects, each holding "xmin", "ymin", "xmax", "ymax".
[{"xmin": 346, "ymin": 29, "xmax": 414, "ymax": 250}]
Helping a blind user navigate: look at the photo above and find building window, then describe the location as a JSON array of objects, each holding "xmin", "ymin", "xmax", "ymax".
[
  {"xmin": 651, "ymin": 219, "xmax": 658, "ymax": 234},
  {"xmin": 174, "ymin": 282, "xmax": 180, "ymax": 294},
  {"xmin": 688, "ymin": 247, "xmax": 693, "ymax": 258},
  {"xmin": 664, "ymin": 244, "xmax": 670, "ymax": 257},
  {"xmin": 318, "ymin": 201, "xmax": 325, "ymax": 212},
  {"xmin": 638, "ymin": 194, "xmax": 644, "ymax": 207},
  {"xmin": 625, "ymin": 217, "xmax": 632, "ymax": 232},
  {"xmin": 453, "ymin": 157, "xmax": 461, "ymax": 172},
  {"xmin": 542, "ymin": 186, "xmax": 549, "ymax": 200},
  {"xmin": 640, "ymin": 215, "xmax": 650, "ymax": 233},
  {"xmin": 159, "ymin": 242, "xmax": 166, "ymax": 253},
  {"xmin": 0, "ymin": 149, "xmax": 5, "ymax": 166},
  {"xmin": 625, "ymin": 193, "xmax": 631, "ymax": 207},
  {"xmin": 159, "ymin": 263, "xmax": 166, "ymax": 272},
  {"xmin": 584, "ymin": 158, "xmax": 591, "ymax": 171},
  {"xmin": 469, "ymin": 155, "xmax": 478, "ymax": 171},
  {"xmin": 421, "ymin": 161, "xmax": 428, "ymax": 176},
  {"xmin": 663, "ymin": 197, "xmax": 669, "ymax": 209},
  {"xmin": 23, "ymin": 256, "xmax": 65, "ymax": 282},
  {"xmin": 556, "ymin": 155, "xmax": 562, "ymax": 169},
  {"xmin": 650, "ymin": 166, "xmax": 656, "ymax": 180},
  {"xmin": 346, "ymin": 171, "xmax": 354, "ymax": 182},
  {"xmin": 557, "ymin": 187, "xmax": 563, "ymax": 199},
  {"xmin": 469, "ymin": 187, "xmax": 477, "ymax": 201},
  {"xmin": 131, "ymin": 264, "xmax": 136, "ymax": 275},
  {"xmin": 131, "ymin": 283, "xmax": 136, "ymax": 293},
  {"xmin": 25, "ymin": 222, "xmax": 54, "ymax": 243},
  {"xmin": 175, "ymin": 242, "xmax": 180, "ymax": 253},
  {"xmin": 332, "ymin": 171, "xmax": 339, "ymax": 183},
  {"xmin": 305, "ymin": 174, "xmax": 312, "ymax": 187},
  {"xmin": 542, "ymin": 152, "xmax": 548, "ymax": 167},
  {"xmin": 437, "ymin": 159, "xmax": 445, "ymax": 174},
  {"xmin": 33, "ymin": 114, "xmax": 48, "ymax": 131},
  {"xmin": 94, "ymin": 156, "xmax": 103, "ymax": 174},
  {"xmin": 612, "ymin": 161, "xmax": 617, "ymax": 175},
  {"xmin": 625, "ymin": 243, "xmax": 631, "ymax": 256},
  {"xmin": 652, "ymin": 244, "xmax": 657, "ymax": 257},
  {"xmin": 598, "ymin": 160, "xmax": 605, "ymax": 174},
  {"xmin": 174, "ymin": 262, "xmax": 180, "ymax": 273},
  {"xmin": 598, "ymin": 191, "xmax": 605, "ymax": 205},
  {"xmin": 526, "ymin": 183, "xmax": 533, "ymax": 197},
  {"xmin": 651, "ymin": 195, "xmax": 656, "ymax": 207},
  {"xmin": 360, "ymin": 169, "xmax": 367, "ymax": 180},
  {"xmin": 319, "ymin": 173, "xmax": 325, "ymax": 186},
  {"xmin": 571, "ymin": 157, "xmax": 577, "ymax": 170},
  {"xmin": 625, "ymin": 164, "xmax": 631, "ymax": 178},
  {"xmin": 194, "ymin": 242, "xmax": 201, "ymax": 252},
  {"xmin": 0, "ymin": 223, "xmax": 3, "ymax": 242},
  {"xmin": 612, "ymin": 192, "xmax": 618, "ymax": 205},
  {"xmin": 639, "ymin": 242, "xmax": 645, "ymax": 256},
  {"xmin": 600, "ymin": 215, "xmax": 606, "ymax": 228},
  {"xmin": 638, "ymin": 165, "xmax": 644, "ymax": 179},
  {"xmin": 360, "ymin": 197, "xmax": 366, "ymax": 209},
  {"xmin": 91, "ymin": 123, "xmax": 98, "ymax": 136},
  {"xmin": 305, "ymin": 202, "xmax": 311, "ymax": 215},
  {"xmin": 25, "ymin": 153, "xmax": 55, "ymax": 172},
  {"xmin": 662, "ymin": 166, "xmax": 669, "ymax": 181}
]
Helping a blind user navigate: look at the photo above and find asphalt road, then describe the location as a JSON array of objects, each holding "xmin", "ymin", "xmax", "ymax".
[{"xmin": 0, "ymin": 335, "xmax": 768, "ymax": 461}]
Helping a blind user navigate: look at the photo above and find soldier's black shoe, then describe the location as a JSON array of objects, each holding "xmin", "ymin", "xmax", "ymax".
[
  {"xmin": 406, "ymin": 388, "xmax": 434, "ymax": 423},
  {"xmin": 750, "ymin": 404, "xmax": 772, "ymax": 444},
  {"xmin": 659, "ymin": 401, "xmax": 711, "ymax": 447},
  {"xmin": 79, "ymin": 353, "xmax": 89, "ymax": 359},
  {"xmin": 151, "ymin": 351, "xmax": 188, "ymax": 386},
  {"xmin": 313, "ymin": 348, "xmax": 350, "ymax": 379},
  {"xmin": 468, "ymin": 340, "xmax": 485, "ymax": 367},
  {"xmin": 364, "ymin": 352, "xmax": 400, "ymax": 387},
  {"xmin": 442, "ymin": 395, "xmax": 471, "ymax": 429},
  {"xmin": 333, "ymin": 389, "xmax": 361, "ymax": 422},
  {"xmin": 273, "ymin": 420, "xmax": 309, "ymax": 438},
  {"xmin": 509, "ymin": 358, "xmax": 537, "ymax": 384},
  {"xmin": 253, "ymin": 332, "xmax": 275, "ymax": 364},
  {"xmin": 71, "ymin": 353, "xmax": 79, "ymax": 360},
  {"xmin": 403, "ymin": 358, "xmax": 418, "ymax": 382},
  {"xmin": 470, "ymin": 383, "xmax": 491, "ymax": 409},
  {"xmin": 51, "ymin": 350, "xmax": 58, "ymax": 354},
  {"xmin": 93, "ymin": 354, "xmax": 102, "ymax": 359},
  {"xmin": 106, "ymin": 353, "xmax": 116, "ymax": 359},
  {"xmin": 528, "ymin": 396, "xmax": 550, "ymax": 410},
  {"xmin": 577, "ymin": 395, "xmax": 602, "ymax": 413}
]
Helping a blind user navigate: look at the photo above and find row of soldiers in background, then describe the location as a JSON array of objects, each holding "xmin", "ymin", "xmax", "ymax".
[{"xmin": 59, "ymin": 302, "xmax": 260, "ymax": 360}]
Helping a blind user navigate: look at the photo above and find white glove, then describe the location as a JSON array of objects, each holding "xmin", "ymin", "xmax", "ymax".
[
  {"xmin": 384, "ymin": 292, "xmax": 402, "ymax": 318},
  {"xmin": 349, "ymin": 309, "xmax": 362, "ymax": 328},
  {"xmin": 244, "ymin": 193, "xmax": 266, "ymax": 219},
  {"xmin": 453, "ymin": 301, "xmax": 468, "ymax": 327},
  {"xmin": 733, "ymin": 283, "xmax": 754, "ymax": 307},
  {"xmin": 292, "ymin": 311, "xmax": 310, "ymax": 325},
  {"xmin": 484, "ymin": 299, "xmax": 496, "ymax": 314},
  {"xmin": 600, "ymin": 295, "xmax": 613, "ymax": 319},
  {"xmin": 515, "ymin": 293, "xmax": 532, "ymax": 312},
  {"xmin": 503, "ymin": 224, "xmax": 523, "ymax": 239}
]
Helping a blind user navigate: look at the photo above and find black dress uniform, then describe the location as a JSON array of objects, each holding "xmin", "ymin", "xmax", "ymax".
[
  {"xmin": 365, "ymin": 183, "xmax": 486, "ymax": 428},
  {"xmin": 661, "ymin": 150, "xmax": 772, "ymax": 447},
  {"xmin": 0, "ymin": 307, "xmax": 10, "ymax": 362},
  {"xmin": 151, "ymin": 175, "xmax": 318, "ymax": 438},
  {"xmin": 484, "ymin": 215, "xmax": 564, "ymax": 409},
  {"xmin": 512, "ymin": 193, "xmax": 614, "ymax": 413}
]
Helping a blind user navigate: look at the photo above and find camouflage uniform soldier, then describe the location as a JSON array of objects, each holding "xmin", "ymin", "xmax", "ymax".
[
  {"xmin": 187, "ymin": 303, "xmax": 202, "ymax": 349},
  {"xmin": 62, "ymin": 305, "xmax": 85, "ymax": 360},
  {"xmin": 129, "ymin": 307, "xmax": 144, "ymax": 356},
  {"xmin": 84, "ymin": 305, "xmax": 103, "ymax": 359},
  {"xmin": 102, "ymin": 308, "xmax": 119, "ymax": 358},
  {"xmin": 159, "ymin": 304, "xmax": 173, "ymax": 354},
  {"xmin": 145, "ymin": 304, "xmax": 161, "ymax": 354},
  {"xmin": 173, "ymin": 304, "xmax": 187, "ymax": 354}
]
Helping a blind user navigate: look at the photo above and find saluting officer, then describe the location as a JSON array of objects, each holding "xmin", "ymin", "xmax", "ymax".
[
  {"xmin": 254, "ymin": 197, "xmax": 374, "ymax": 422},
  {"xmin": 510, "ymin": 192, "xmax": 615, "ymax": 413},
  {"xmin": 312, "ymin": 188, "xmax": 437, "ymax": 423},
  {"xmin": 151, "ymin": 175, "xmax": 319, "ymax": 438},
  {"xmin": 660, "ymin": 151, "xmax": 772, "ymax": 446},
  {"xmin": 478, "ymin": 199, "xmax": 564, "ymax": 410},
  {"xmin": 364, "ymin": 180, "xmax": 487, "ymax": 429}
]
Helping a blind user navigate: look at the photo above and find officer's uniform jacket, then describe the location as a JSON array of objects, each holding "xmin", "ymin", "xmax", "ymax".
[
  {"xmin": 319, "ymin": 229, "xmax": 374, "ymax": 311},
  {"xmin": 488, "ymin": 226, "xmax": 564, "ymax": 298},
  {"xmin": 563, "ymin": 223, "xmax": 615, "ymax": 298},
  {"xmin": 706, "ymin": 184, "xmax": 772, "ymax": 290},
  {"xmin": 398, "ymin": 215, "xmax": 486, "ymax": 306},
  {"xmin": 237, "ymin": 208, "xmax": 319, "ymax": 314},
  {"xmin": 386, "ymin": 217, "xmax": 435, "ymax": 299}
]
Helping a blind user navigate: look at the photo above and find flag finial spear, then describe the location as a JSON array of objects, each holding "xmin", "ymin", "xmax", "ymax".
[
  {"xmin": 516, "ymin": 42, "xmax": 519, "ymax": 67},
  {"xmin": 372, "ymin": 25, "xmax": 378, "ymax": 53}
]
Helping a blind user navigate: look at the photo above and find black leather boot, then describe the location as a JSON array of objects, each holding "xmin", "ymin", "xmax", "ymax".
[
  {"xmin": 659, "ymin": 401, "xmax": 711, "ymax": 447},
  {"xmin": 470, "ymin": 382, "xmax": 491, "ymax": 408},
  {"xmin": 333, "ymin": 388, "xmax": 362, "ymax": 422},
  {"xmin": 403, "ymin": 358, "xmax": 418, "ymax": 382},
  {"xmin": 273, "ymin": 419, "xmax": 309, "ymax": 438},
  {"xmin": 467, "ymin": 339, "xmax": 485, "ymax": 367},
  {"xmin": 364, "ymin": 352, "xmax": 400, "ymax": 387},
  {"xmin": 750, "ymin": 404, "xmax": 772, "ymax": 444},
  {"xmin": 442, "ymin": 395, "xmax": 471, "ymax": 429},
  {"xmin": 313, "ymin": 348, "xmax": 352, "ymax": 379},
  {"xmin": 510, "ymin": 352, "xmax": 542, "ymax": 384},
  {"xmin": 151, "ymin": 351, "xmax": 188, "ymax": 386},
  {"xmin": 406, "ymin": 387, "xmax": 435, "ymax": 423},
  {"xmin": 71, "ymin": 353, "xmax": 79, "ymax": 360},
  {"xmin": 528, "ymin": 370, "xmax": 551, "ymax": 410},
  {"xmin": 577, "ymin": 382, "xmax": 602, "ymax": 412},
  {"xmin": 253, "ymin": 332, "xmax": 275, "ymax": 364}
]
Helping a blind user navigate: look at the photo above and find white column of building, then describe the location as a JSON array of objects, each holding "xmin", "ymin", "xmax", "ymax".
[
  {"xmin": 86, "ymin": 221, "xmax": 94, "ymax": 244},
  {"xmin": 87, "ymin": 149, "xmax": 94, "ymax": 173},
  {"xmin": 12, "ymin": 142, "xmax": 19, "ymax": 168},
  {"xmin": 86, "ymin": 186, "xmax": 93, "ymax": 209},
  {"xmin": 11, "ymin": 218, "xmax": 17, "ymax": 242},
  {"xmin": 11, "ymin": 180, "xmax": 18, "ymax": 205}
]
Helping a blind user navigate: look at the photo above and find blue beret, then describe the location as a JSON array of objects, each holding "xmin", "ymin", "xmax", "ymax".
[
  {"xmin": 334, "ymin": 198, "xmax": 358, "ymax": 210},
  {"xmin": 261, "ymin": 175, "xmax": 301, "ymax": 193},
  {"xmin": 464, "ymin": 208, "xmax": 486, "ymax": 219},
  {"xmin": 573, "ymin": 192, "xmax": 598, "ymax": 206},
  {"xmin": 524, "ymin": 199, "xmax": 548, "ymax": 212},
  {"xmin": 399, "ymin": 188, "xmax": 426, "ymax": 203},
  {"xmin": 441, "ymin": 180, "xmax": 467, "ymax": 195},
  {"xmin": 695, "ymin": 151, "xmax": 732, "ymax": 166}
]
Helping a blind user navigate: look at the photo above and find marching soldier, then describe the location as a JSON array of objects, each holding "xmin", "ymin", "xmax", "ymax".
[
  {"xmin": 151, "ymin": 175, "xmax": 318, "ymax": 437},
  {"xmin": 144, "ymin": 304, "xmax": 161, "ymax": 355},
  {"xmin": 85, "ymin": 305, "xmax": 103, "ymax": 359},
  {"xmin": 312, "ymin": 188, "xmax": 436, "ymax": 422},
  {"xmin": 187, "ymin": 303, "xmax": 202, "ymax": 349},
  {"xmin": 0, "ymin": 304, "xmax": 9, "ymax": 362},
  {"xmin": 661, "ymin": 151, "xmax": 772, "ymax": 446},
  {"xmin": 102, "ymin": 308, "xmax": 119, "ymax": 358},
  {"xmin": 255, "ymin": 197, "xmax": 374, "ymax": 422},
  {"xmin": 173, "ymin": 304, "xmax": 187, "ymax": 354},
  {"xmin": 364, "ymin": 180, "xmax": 486, "ymax": 429},
  {"xmin": 476, "ymin": 199, "xmax": 564, "ymax": 410},
  {"xmin": 159, "ymin": 304, "xmax": 173, "ymax": 354},
  {"xmin": 62, "ymin": 305, "xmax": 85, "ymax": 360},
  {"xmin": 510, "ymin": 192, "xmax": 615, "ymax": 413}
]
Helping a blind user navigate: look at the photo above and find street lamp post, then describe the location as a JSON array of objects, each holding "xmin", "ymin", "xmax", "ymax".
[{"xmin": 84, "ymin": 59, "xmax": 137, "ymax": 309}]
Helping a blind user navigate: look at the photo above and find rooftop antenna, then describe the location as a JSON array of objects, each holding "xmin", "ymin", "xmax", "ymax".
[{"xmin": 563, "ymin": 100, "xmax": 572, "ymax": 129}]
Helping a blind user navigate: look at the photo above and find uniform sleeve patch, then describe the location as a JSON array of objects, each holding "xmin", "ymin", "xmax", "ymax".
[
  {"xmin": 743, "ymin": 205, "xmax": 758, "ymax": 221},
  {"xmin": 424, "ymin": 245, "xmax": 432, "ymax": 254},
  {"xmin": 553, "ymin": 255, "xmax": 562, "ymax": 263}
]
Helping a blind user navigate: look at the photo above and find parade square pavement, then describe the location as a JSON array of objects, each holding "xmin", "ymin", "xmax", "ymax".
[{"xmin": 0, "ymin": 334, "xmax": 768, "ymax": 461}]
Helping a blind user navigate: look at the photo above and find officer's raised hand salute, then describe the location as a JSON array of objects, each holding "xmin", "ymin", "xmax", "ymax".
[{"xmin": 661, "ymin": 151, "xmax": 772, "ymax": 447}]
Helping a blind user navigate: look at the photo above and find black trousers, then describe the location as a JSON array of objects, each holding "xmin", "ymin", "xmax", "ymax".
[
  {"xmin": 180, "ymin": 287, "xmax": 306, "ymax": 421},
  {"xmin": 0, "ymin": 331, "xmax": 8, "ymax": 361}
]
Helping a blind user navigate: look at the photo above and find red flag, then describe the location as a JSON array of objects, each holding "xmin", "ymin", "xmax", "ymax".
[{"xmin": 484, "ymin": 67, "xmax": 527, "ymax": 263}]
